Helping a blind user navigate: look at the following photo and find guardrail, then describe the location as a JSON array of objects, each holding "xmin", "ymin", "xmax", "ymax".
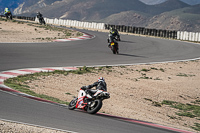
[
  {"xmin": 0, "ymin": 15, "xmax": 35, "ymax": 21},
  {"xmin": 1, "ymin": 15, "xmax": 199, "ymax": 42},
  {"xmin": 105, "ymin": 24, "xmax": 177, "ymax": 39}
]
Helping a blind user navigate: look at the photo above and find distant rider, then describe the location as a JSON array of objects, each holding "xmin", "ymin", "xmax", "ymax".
[
  {"xmin": 81, "ymin": 77, "xmax": 107, "ymax": 99},
  {"xmin": 4, "ymin": 8, "xmax": 12, "ymax": 19},
  {"xmin": 107, "ymin": 27, "xmax": 120, "ymax": 48},
  {"xmin": 36, "ymin": 12, "xmax": 45, "ymax": 24},
  {"xmin": 110, "ymin": 27, "xmax": 119, "ymax": 37},
  {"xmin": 109, "ymin": 27, "xmax": 120, "ymax": 41}
]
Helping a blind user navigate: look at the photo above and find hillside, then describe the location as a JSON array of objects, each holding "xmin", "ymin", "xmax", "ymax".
[
  {"xmin": 18, "ymin": 0, "xmax": 148, "ymax": 21},
  {"xmin": 17, "ymin": 0, "xmax": 190, "ymax": 19},
  {"xmin": 13, "ymin": 0, "xmax": 62, "ymax": 15},
  {"xmin": 101, "ymin": 11, "xmax": 151, "ymax": 27},
  {"xmin": 146, "ymin": 0, "xmax": 189, "ymax": 15},
  {"xmin": 146, "ymin": 5, "xmax": 200, "ymax": 32},
  {"xmin": 1, "ymin": 0, "xmax": 200, "ymax": 32}
]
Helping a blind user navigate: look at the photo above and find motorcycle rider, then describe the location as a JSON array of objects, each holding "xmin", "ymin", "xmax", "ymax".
[
  {"xmin": 107, "ymin": 27, "xmax": 120, "ymax": 48},
  {"xmin": 36, "ymin": 12, "xmax": 45, "ymax": 24},
  {"xmin": 109, "ymin": 27, "xmax": 120, "ymax": 41},
  {"xmin": 4, "ymin": 8, "xmax": 12, "ymax": 19},
  {"xmin": 81, "ymin": 77, "xmax": 107, "ymax": 99},
  {"xmin": 107, "ymin": 33, "xmax": 115, "ymax": 47}
]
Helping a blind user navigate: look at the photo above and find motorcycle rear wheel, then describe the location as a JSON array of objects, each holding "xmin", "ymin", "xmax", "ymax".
[
  {"xmin": 68, "ymin": 98, "xmax": 78, "ymax": 110},
  {"xmin": 87, "ymin": 99, "xmax": 102, "ymax": 114}
]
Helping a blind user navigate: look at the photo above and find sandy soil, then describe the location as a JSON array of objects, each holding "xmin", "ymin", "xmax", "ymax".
[
  {"xmin": 27, "ymin": 61, "xmax": 200, "ymax": 133},
  {"xmin": 0, "ymin": 19, "xmax": 80, "ymax": 43},
  {"xmin": 1, "ymin": 18, "xmax": 200, "ymax": 133}
]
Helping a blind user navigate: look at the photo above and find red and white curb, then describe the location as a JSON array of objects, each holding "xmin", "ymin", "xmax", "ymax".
[
  {"xmin": 0, "ymin": 67, "xmax": 78, "ymax": 104},
  {"xmin": 97, "ymin": 113, "xmax": 194, "ymax": 133},
  {"xmin": 53, "ymin": 32, "xmax": 95, "ymax": 42}
]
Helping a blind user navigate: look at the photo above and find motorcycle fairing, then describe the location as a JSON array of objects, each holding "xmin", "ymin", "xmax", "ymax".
[{"xmin": 76, "ymin": 89, "xmax": 88, "ymax": 109}]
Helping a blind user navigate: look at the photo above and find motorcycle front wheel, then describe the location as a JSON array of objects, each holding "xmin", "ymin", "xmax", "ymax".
[
  {"xmin": 111, "ymin": 45, "xmax": 116, "ymax": 54},
  {"xmin": 68, "ymin": 97, "xmax": 78, "ymax": 110},
  {"xmin": 87, "ymin": 99, "xmax": 102, "ymax": 114}
]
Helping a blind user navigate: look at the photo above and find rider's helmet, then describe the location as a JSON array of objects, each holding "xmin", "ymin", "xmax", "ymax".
[
  {"xmin": 98, "ymin": 77, "xmax": 105, "ymax": 82},
  {"xmin": 5, "ymin": 8, "xmax": 9, "ymax": 12}
]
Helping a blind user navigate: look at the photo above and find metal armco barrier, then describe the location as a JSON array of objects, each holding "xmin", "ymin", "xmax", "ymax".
[
  {"xmin": 0, "ymin": 15, "xmax": 35, "ymax": 21},
  {"xmin": 13, "ymin": 16, "xmax": 35, "ymax": 21},
  {"xmin": 105, "ymin": 24, "xmax": 178, "ymax": 39}
]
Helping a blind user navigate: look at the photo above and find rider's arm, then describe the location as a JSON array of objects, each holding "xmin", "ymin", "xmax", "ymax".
[
  {"xmin": 81, "ymin": 82, "xmax": 98, "ymax": 90},
  {"xmin": 87, "ymin": 82, "xmax": 98, "ymax": 89}
]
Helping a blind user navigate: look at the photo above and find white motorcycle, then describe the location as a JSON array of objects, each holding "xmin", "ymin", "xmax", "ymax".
[{"xmin": 68, "ymin": 88, "xmax": 110, "ymax": 114}]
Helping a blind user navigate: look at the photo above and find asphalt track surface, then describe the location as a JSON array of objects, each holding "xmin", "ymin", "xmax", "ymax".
[{"xmin": 1, "ymin": 29, "xmax": 200, "ymax": 133}]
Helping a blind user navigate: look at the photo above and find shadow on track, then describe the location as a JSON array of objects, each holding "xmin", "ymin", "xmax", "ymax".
[
  {"xmin": 117, "ymin": 53, "xmax": 147, "ymax": 58},
  {"xmin": 120, "ymin": 40, "xmax": 134, "ymax": 43}
]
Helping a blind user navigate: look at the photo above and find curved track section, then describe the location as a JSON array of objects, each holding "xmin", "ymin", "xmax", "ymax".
[
  {"xmin": 1, "ymin": 30, "xmax": 200, "ymax": 71},
  {"xmin": 0, "ymin": 91, "xmax": 190, "ymax": 133},
  {"xmin": 0, "ymin": 29, "xmax": 200, "ymax": 133}
]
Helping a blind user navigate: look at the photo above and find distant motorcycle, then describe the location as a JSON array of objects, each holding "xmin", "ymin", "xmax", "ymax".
[
  {"xmin": 108, "ymin": 34, "xmax": 119, "ymax": 54},
  {"xmin": 39, "ymin": 17, "xmax": 45, "ymax": 25},
  {"xmin": 109, "ymin": 41, "xmax": 119, "ymax": 54},
  {"xmin": 37, "ymin": 12, "xmax": 46, "ymax": 25},
  {"xmin": 68, "ymin": 88, "xmax": 110, "ymax": 114}
]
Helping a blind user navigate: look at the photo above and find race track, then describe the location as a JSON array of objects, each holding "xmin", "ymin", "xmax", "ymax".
[
  {"xmin": 1, "ymin": 30, "xmax": 200, "ymax": 71},
  {"xmin": 0, "ymin": 29, "xmax": 199, "ymax": 133}
]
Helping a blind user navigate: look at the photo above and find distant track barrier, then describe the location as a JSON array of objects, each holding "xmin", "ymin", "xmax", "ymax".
[
  {"xmin": 105, "ymin": 24, "xmax": 177, "ymax": 39},
  {"xmin": 0, "ymin": 15, "xmax": 199, "ymax": 43}
]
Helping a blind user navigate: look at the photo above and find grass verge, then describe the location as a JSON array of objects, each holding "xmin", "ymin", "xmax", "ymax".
[
  {"xmin": 144, "ymin": 98, "xmax": 200, "ymax": 131},
  {"xmin": 162, "ymin": 100, "xmax": 200, "ymax": 131}
]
